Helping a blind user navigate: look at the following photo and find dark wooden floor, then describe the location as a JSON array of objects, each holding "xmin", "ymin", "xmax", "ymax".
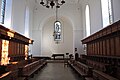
[{"xmin": 29, "ymin": 63, "xmax": 82, "ymax": 80}]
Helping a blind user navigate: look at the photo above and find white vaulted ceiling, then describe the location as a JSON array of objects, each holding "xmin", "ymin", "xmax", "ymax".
[{"xmin": 33, "ymin": 0, "xmax": 82, "ymax": 31}]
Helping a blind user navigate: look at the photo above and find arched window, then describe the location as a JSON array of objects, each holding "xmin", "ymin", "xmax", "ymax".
[
  {"xmin": 85, "ymin": 5, "xmax": 90, "ymax": 37},
  {"xmin": 54, "ymin": 21, "xmax": 62, "ymax": 41},
  {"xmin": 101, "ymin": 0, "xmax": 113, "ymax": 27},
  {"xmin": 24, "ymin": 6, "xmax": 29, "ymax": 37}
]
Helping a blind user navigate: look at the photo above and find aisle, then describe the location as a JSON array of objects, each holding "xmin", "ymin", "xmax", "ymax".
[{"xmin": 29, "ymin": 63, "xmax": 82, "ymax": 80}]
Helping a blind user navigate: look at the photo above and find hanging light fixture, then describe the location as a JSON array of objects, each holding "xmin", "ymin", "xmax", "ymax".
[
  {"xmin": 53, "ymin": 7, "xmax": 62, "ymax": 44},
  {"xmin": 40, "ymin": 0, "xmax": 65, "ymax": 8},
  {"xmin": 40, "ymin": 0, "xmax": 64, "ymax": 44}
]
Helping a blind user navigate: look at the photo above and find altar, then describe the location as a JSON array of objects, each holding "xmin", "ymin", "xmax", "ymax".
[{"xmin": 52, "ymin": 54, "xmax": 64, "ymax": 60}]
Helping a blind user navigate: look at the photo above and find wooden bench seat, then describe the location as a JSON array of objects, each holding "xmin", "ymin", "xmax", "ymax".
[
  {"xmin": 68, "ymin": 60, "xmax": 93, "ymax": 79},
  {"xmin": 0, "ymin": 71, "xmax": 26, "ymax": 80},
  {"xmin": 23, "ymin": 64, "xmax": 42, "ymax": 77},
  {"xmin": 0, "ymin": 71, "xmax": 11, "ymax": 80},
  {"xmin": 71, "ymin": 64, "xmax": 87, "ymax": 76},
  {"xmin": 87, "ymin": 60, "xmax": 109, "ymax": 72},
  {"xmin": 17, "ymin": 77, "xmax": 26, "ymax": 80},
  {"xmin": 85, "ymin": 77, "xmax": 94, "ymax": 80},
  {"xmin": 19, "ymin": 59, "xmax": 47, "ymax": 80},
  {"xmin": 93, "ymin": 70, "xmax": 118, "ymax": 80},
  {"xmin": 76, "ymin": 61, "xmax": 93, "ymax": 76}
]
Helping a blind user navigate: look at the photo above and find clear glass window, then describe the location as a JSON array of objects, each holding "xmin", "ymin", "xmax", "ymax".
[
  {"xmin": 24, "ymin": 6, "xmax": 29, "ymax": 37},
  {"xmin": 85, "ymin": 5, "xmax": 90, "ymax": 37},
  {"xmin": 101, "ymin": 0, "xmax": 113, "ymax": 27},
  {"xmin": 0, "ymin": 0, "xmax": 12, "ymax": 28},
  {"xmin": 0, "ymin": 0, "xmax": 6, "ymax": 24}
]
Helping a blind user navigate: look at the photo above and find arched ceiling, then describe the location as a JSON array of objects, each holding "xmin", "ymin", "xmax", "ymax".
[{"xmin": 33, "ymin": 0, "xmax": 82, "ymax": 30}]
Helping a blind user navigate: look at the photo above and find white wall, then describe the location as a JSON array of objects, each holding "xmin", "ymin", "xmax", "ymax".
[
  {"xmin": 26, "ymin": 0, "xmax": 34, "ymax": 38},
  {"xmin": 26, "ymin": 0, "xmax": 35, "ymax": 55},
  {"xmin": 11, "ymin": 0, "xmax": 34, "ymax": 36},
  {"xmin": 11, "ymin": 0, "xmax": 26, "ymax": 34},
  {"xmin": 42, "ymin": 16, "xmax": 73, "ymax": 57},
  {"xmin": 81, "ymin": 0, "xmax": 103, "ymax": 38},
  {"xmin": 112, "ymin": 0, "xmax": 120, "ymax": 22},
  {"xmin": 74, "ymin": 30, "xmax": 84, "ymax": 54},
  {"xmin": 81, "ymin": 0, "xmax": 120, "ymax": 37},
  {"xmin": 32, "ymin": 2, "xmax": 84, "ymax": 56},
  {"xmin": 0, "ymin": 0, "xmax": 34, "ymax": 36},
  {"xmin": 4, "ymin": 0, "xmax": 12, "ymax": 28},
  {"xmin": 89, "ymin": 0, "xmax": 103, "ymax": 33},
  {"xmin": 32, "ymin": 30, "xmax": 41, "ymax": 56},
  {"xmin": 0, "ymin": 0, "xmax": 2, "ymax": 22}
]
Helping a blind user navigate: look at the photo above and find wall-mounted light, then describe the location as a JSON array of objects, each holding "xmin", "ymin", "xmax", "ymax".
[
  {"xmin": 29, "ymin": 39, "xmax": 33, "ymax": 44},
  {"xmin": 7, "ymin": 30, "xmax": 15, "ymax": 39}
]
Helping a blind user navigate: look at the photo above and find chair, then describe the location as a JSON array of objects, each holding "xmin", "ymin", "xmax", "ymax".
[{"xmin": 64, "ymin": 53, "xmax": 69, "ymax": 67}]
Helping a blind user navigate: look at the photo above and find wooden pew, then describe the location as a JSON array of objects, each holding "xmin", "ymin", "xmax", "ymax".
[
  {"xmin": 0, "ymin": 59, "xmax": 47, "ymax": 80},
  {"xmin": 86, "ymin": 60, "xmax": 108, "ymax": 72},
  {"xmin": 85, "ymin": 77, "xmax": 94, "ymax": 80},
  {"xmin": 0, "ymin": 71, "xmax": 12, "ymax": 80},
  {"xmin": 11, "ymin": 70, "xmax": 26, "ymax": 80},
  {"xmin": 68, "ymin": 60, "xmax": 93, "ymax": 79},
  {"xmin": 93, "ymin": 70, "xmax": 118, "ymax": 80},
  {"xmin": 18, "ymin": 59, "xmax": 47, "ymax": 80},
  {"xmin": 0, "ymin": 60, "xmax": 27, "ymax": 80},
  {"xmin": 0, "ymin": 71, "xmax": 26, "ymax": 80}
]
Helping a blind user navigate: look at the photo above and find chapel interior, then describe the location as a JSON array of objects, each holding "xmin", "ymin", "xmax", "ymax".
[{"xmin": 0, "ymin": 0, "xmax": 120, "ymax": 80}]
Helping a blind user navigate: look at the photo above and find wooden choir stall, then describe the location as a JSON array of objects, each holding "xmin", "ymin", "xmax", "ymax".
[
  {"xmin": 81, "ymin": 20, "xmax": 120, "ymax": 80},
  {"xmin": 68, "ymin": 20, "xmax": 120, "ymax": 80},
  {"xmin": 0, "ymin": 24, "xmax": 47, "ymax": 80}
]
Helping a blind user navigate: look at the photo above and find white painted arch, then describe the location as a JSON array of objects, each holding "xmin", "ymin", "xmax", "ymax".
[
  {"xmin": 39, "ymin": 14, "xmax": 75, "ymax": 30},
  {"xmin": 41, "ymin": 15, "xmax": 75, "ymax": 57}
]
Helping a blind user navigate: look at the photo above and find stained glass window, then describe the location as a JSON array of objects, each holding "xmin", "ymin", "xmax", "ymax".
[{"xmin": 54, "ymin": 21, "xmax": 61, "ymax": 41}]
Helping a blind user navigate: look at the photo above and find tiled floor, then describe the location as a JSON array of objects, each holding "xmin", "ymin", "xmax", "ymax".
[{"xmin": 29, "ymin": 63, "xmax": 82, "ymax": 80}]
